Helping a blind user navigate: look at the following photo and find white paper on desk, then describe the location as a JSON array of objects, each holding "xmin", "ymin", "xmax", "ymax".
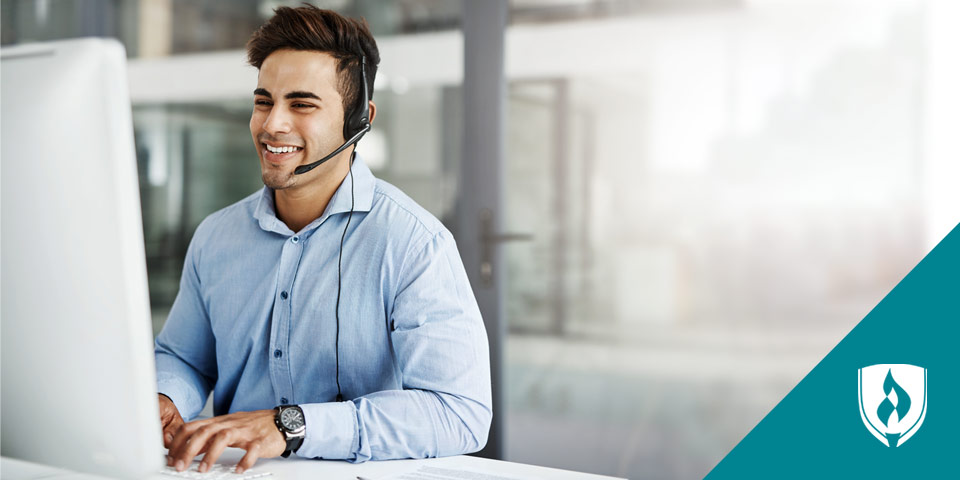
[{"xmin": 374, "ymin": 465, "xmax": 526, "ymax": 480}]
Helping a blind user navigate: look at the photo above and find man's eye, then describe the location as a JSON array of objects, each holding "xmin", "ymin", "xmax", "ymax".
[
  {"xmin": 293, "ymin": 103, "xmax": 315, "ymax": 109},
  {"xmin": 254, "ymin": 100, "xmax": 272, "ymax": 106}
]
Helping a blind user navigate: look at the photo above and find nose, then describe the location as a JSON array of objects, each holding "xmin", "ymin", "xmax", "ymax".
[{"xmin": 262, "ymin": 105, "xmax": 291, "ymax": 135}]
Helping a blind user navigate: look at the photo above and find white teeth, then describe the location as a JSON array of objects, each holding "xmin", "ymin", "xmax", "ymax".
[{"xmin": 266, "ymin": 145, "xmax": 300, "ymax": 154}]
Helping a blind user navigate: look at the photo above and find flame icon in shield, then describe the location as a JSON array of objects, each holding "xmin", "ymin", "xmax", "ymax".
[{"xmin": 858, "ymin": 364, "xmax": 927, "ymax": 447}]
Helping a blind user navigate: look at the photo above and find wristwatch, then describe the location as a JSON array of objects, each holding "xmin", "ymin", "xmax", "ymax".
[{"xmin": 274, "ymin": 405, "xmax": 306, "ymax": 458}]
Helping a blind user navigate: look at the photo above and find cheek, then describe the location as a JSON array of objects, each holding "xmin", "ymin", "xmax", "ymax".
[
  {"xmin": 299, "ymin": 120, "xmax": 322, "ymax": 150},
  {"xmin": 310, "ymin": 115, "xmax": 343, "ymax": 144}
]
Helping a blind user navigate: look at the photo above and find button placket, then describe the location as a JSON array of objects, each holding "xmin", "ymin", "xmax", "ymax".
[{"xmin": 270, "ymin": 235, "xmax": 304, "ymax": 406}]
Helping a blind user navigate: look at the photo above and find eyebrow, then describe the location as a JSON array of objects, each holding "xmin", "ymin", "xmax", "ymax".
[{"xmin": 253, "ymin": 88, "xmax": 321, "ymax": 101}]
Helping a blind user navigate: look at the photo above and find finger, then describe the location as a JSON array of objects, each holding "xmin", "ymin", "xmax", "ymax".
[
  {"xmin": 178, "ymin": 423, "xmax": 221, "ymax": 469},
  {"xmin": 172, "ymin": 423, "xmax": 221, "ymax": 471},
  {"xmin": 163, "ymin": 417, "xmax": 184, "ymax": 449},
  {"xmin": 167, "ymin": 417, "xmax": 212, "ymax": 463},
  {"xmin": 199, "ymin": 430, "xmax": 232, "ymax": 473},
  {"xmin": 179, "ymin": 416, "xmax": 214, "ymax": 436},
  {"xmin": 235, "ymin": 443, "xmax": 261, "ymax": 474},
  {"xmin": 167, "ymin": 423, "xmax": 191, "ymax": 465},
  {"xmin": 168, "ymin": 420, "xmax": 190, "ymax": 466}
]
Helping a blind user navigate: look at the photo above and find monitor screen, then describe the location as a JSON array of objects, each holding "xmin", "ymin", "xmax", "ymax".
[{"xmin": 1, "ymin": 38, "xmax": 165, "ymax": 479}]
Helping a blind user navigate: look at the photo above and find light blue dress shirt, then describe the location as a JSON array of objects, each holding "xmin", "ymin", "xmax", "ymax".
[{"xmin": 154, "ymin": 156, "xmax": 492, "ymax": 462}]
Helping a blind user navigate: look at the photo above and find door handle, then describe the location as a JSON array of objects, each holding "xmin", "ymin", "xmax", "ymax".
[{"xmin": 479, "ymin": 208, "xmax": 533, "ymax": 286}]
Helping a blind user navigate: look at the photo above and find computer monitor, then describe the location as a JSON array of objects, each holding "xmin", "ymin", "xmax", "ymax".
[{"xmin": 1, "ymin": 38, "xmax": 165, "ymax": 478}]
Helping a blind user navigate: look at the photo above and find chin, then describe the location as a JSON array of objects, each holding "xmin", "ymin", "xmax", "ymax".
[{"xmin": 261, "ymin": 169, "xmax": 298, "ymax": 190}]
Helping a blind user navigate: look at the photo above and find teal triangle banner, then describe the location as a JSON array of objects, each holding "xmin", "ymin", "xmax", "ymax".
[{"xmin": 706, "ymin": 223, "xmax": 959, "ymax": 479}]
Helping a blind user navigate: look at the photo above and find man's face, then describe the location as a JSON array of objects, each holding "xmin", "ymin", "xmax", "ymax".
[{"xmin": 250, "ymin": 49, "xmax": 347, "ymax": 190}]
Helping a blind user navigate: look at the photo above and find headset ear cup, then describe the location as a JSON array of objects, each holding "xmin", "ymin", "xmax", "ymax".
[{"xmin": 343, "ymin": 55, "xmax": 371, "ymax": 139}]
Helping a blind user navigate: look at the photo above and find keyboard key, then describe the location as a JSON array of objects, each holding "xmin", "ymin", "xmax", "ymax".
[{"xmin": 159, "ymin": 462, "xmax": 272, "ymax": 480}]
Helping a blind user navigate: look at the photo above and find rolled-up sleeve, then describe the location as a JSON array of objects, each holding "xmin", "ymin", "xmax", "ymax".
[{"xmin": 296, "ymin": 229, "xmax": 492, "ymax": 461}]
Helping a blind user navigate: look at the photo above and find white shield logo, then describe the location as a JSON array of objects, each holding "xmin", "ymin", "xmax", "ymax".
[{"xmin": 858, "ymin": 364, "xmax": 926, "ymax": 447}]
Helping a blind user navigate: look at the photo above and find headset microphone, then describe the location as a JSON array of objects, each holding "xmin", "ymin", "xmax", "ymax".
[
  {"xmin": 294, "ymin": 56, "xmax": 371, "ymax": 176},
  {"xmin": 293, "ymin": 123, "xmax": 369, "ymax": 175}
]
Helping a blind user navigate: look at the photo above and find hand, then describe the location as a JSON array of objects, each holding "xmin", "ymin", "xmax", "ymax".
[
  {"xmin": 166, "ymin": 409, "xmax": 286, "ymax": 474},
  {"xmin": 158, "ymin": 394, "xmax": 185, "ymax": 449}
]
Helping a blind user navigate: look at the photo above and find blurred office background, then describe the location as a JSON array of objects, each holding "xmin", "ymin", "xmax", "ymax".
[{"xmin": 4, "ymin": 0, "xmax": 959, "ymax": 478}]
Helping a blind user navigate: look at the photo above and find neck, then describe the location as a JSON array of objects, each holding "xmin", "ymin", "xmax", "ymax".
[{"xmin": 274, "ymin": 154, "xmax": 351, "ymax": 233}]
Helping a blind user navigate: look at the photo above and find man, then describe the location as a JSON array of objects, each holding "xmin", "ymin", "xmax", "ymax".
[{"xmin": 156, "ymin": 6, "xmax": 491, "ymax": 473}]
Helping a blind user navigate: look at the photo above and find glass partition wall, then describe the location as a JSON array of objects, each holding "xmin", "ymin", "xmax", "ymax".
[
  {"xmin": 500, "ymin": 5, "xmax": 929, "ymax": 478},
  {"xmin": 134, "ymin": 102, "xmax": 264, "ymax": 331}
]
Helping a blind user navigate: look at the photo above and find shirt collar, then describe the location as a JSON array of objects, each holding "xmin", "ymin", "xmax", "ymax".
[
  {"xmin": 323, "ymin": 153, "xmax": 375, "ymax": 216},
  {"xmin": 253, "ymin": 154, "xmax": 376, "ymax": 235}
]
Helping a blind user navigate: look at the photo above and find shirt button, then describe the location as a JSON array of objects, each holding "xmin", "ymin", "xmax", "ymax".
[
  {"xmin": 280, "ymin": 291, "xmax": 288, "ymax": 300},
  {"xmin": 280, "ymin": 397, "xmax": 288, "ymax": 404},
  {"xmin": 291, "ymin": 236, "xmax": 299, "ymax": 244},
  {"xmin": 274, "ymin": 349, "xmax": 282, "ymax": 358}
]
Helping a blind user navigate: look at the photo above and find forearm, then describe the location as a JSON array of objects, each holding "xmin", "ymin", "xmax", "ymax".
[{"xmin": 297, "ymin": 388, "xmax": 491, "ymax": 462}]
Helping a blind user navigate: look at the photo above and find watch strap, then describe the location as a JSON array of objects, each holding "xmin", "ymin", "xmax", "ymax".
[{"xmin": 285, "ymin": 436, "xmax": 304, "ymax": 458}]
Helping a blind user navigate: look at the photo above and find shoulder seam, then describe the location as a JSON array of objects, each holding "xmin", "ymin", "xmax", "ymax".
[{"xmin": 373, "ymin": 183, "xmax": 442, "ymax": 237}]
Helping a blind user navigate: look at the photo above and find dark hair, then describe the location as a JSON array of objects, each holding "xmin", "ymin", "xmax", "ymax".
[{"xmin": 246, "ymin": 5, "xmax": 379, "ymax": 120}]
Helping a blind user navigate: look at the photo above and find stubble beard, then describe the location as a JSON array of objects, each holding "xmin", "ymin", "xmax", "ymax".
[{"xmin": 261, "ymin": 168, "xmax": 297, "ymax": 190}]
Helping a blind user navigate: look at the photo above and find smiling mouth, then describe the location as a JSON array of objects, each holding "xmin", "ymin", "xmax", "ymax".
[
  {"xmin": 263, "ymin": 143, "xmax": 303, "ymax": 154},
  {"xmin": 262, "ymin": 143, "xmax": 304, "ymax": 163}
]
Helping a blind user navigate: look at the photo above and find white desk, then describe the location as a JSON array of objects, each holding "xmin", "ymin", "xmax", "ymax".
[{"xmin": 2, "ymin": 448, "xmax": 625, "ymax": 480}]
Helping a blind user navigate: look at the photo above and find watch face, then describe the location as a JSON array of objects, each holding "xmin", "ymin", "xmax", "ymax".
[{"xmin": 281, "ymin": 407, "xmax": 305, "ymax": 430}]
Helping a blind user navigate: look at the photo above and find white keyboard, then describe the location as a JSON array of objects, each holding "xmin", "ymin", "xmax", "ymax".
[{"xmin": 159, "ymin": 462, "xmax": 272, "ymax": 479}]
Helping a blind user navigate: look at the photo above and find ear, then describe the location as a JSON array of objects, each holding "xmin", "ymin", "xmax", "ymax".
[{"xmin": 367, "ymin": 101, "xmax": 377, "ymax": 124}]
